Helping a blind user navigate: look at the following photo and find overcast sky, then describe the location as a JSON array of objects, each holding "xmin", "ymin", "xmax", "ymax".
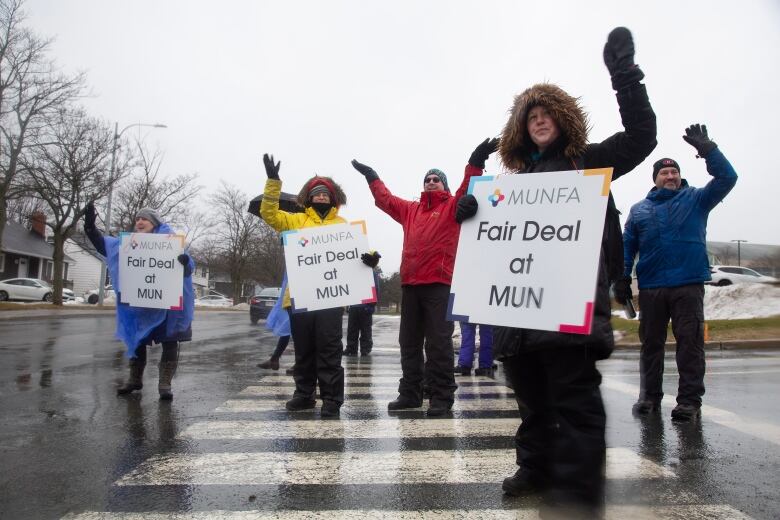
[{"xmin": 26, "ymin": 0, "xmax": 780, "ymax": 273}]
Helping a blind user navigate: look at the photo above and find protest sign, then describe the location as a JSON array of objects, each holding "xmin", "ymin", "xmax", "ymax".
[
  {"xmin": 283, "ymin": 221, "xmax": 377, "ymax": 312},
  {"xmin": 119, "ymin": 233, "xmax": 185, "ymax": 310},
  {"xmin": 449, "ymin": 168, "xmax": 612, "ymax": 334}
]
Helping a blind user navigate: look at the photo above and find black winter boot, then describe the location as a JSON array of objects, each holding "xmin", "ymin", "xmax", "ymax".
[
  {"xmin": 158, "ymin": 360, "xmax": 178, "ymax": 401},
  {"xmin": 117, "ymin": 358, "xmax": 145, "ymax": 395}
]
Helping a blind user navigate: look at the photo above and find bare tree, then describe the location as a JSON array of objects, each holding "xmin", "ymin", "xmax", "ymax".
[
  {"xmin": 4, "ymin": 193, "xmax": 46, "ymax": 224},
  {"xmin": 111, "ymin": 139, "xmax": 202, "ymax": 233},
  {"xmin": 206, "ymin": 182, "xmax": 266, "ymax": 300},
  {"xmin": 246, "ymin": 222, "xmax": 285, "ymax": 287},
  {"xmin": 25, "ymin": 108, "xmax": 114, "ymax": 304},
  {"xmin": 0, "ymin": 0, "xmax": 86, "ymax": 248}
]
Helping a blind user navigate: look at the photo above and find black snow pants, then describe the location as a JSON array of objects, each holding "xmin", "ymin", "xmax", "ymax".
[
  {"xmin": 503, "ymin": 345, "xmax": 606, "ymax": 512},
  {"xmin": 397, "ymin": 284, "xmax": 457, "ymax": 406},
  {"xmin": 346, "ymin": 305, "xmax": 374, "ymax": 354},
  {"xmin": 289, "ymin": 307, "xmax": 345, "ymax": 406},
  {"xmin": 638, "ymin": 283, "xmax": 706, "ymax": 406}
]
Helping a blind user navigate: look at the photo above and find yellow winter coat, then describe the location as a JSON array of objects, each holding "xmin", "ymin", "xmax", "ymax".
[{"xmin": 260, "ymin": 178, "xmax": 347, "ymax": 307}]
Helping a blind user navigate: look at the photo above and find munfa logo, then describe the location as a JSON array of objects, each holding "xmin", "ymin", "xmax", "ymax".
[
  {"xmin": 488, "ymin": 189, "xmax": 505, "ymax": 207},
  {"xmin": 131, "ymin": 239, "xmax": 139, "ymax": 249},
  {"xmin": 298, "ymin": 237, "xmax": 309, "ymax": 247}
]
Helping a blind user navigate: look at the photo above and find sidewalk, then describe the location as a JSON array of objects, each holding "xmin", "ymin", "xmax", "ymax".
[{"xmin": 0, "ymin": 307, "xmax": 242, "ymax": 321}]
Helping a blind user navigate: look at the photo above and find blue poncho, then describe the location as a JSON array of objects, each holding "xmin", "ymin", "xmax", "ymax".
[
  {"xmin": 265, "ymin": 274, "xmax": 290, "ymax": 337},
  {"xmin": 103, "ymin": 222, "xmax": 195, "ymax": 358}
]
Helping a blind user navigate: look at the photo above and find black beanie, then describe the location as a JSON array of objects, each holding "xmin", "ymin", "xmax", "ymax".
[{"xmin": 652, "ymin": 158, "xmax": 680, "ymax": 181}]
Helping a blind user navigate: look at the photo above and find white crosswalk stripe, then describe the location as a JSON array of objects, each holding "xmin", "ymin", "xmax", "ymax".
[
  {"xmin": 115, "ymin": 447, "xmax": 672, "ymax": 486},
  {"xmin": 62, "ymin": 505, "xmax": 755, "ymax": 519},
  {"xmin": 216, "ymin": 398, "xmax": 520, "ymax": 412}
]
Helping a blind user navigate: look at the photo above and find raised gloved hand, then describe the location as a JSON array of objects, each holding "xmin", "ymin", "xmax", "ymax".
[
  {"xmin": 683, "ymin": 124, "xmax": 717, "ymax": 158},
  {"xmin": 603, "ymin": 27, "xmax": 644, "ymax": 91},
  {"xmin": 361, "ymin": 251, "xmax": 381, "ymax": 268},
  {"xmin": 455, "ymin": 194, "xmax": 479, "ymax": 224},
  {"xmin": 613, "ymin": 276, "xmax": 633, "ymax": 305},
  {"xmin": 351, "ymin": 159, "xmax": 380, "ymax": 183},
  {"xmin": 468, "ymin": 137, "xmax": 499, "ymax": 169},
  {"xmin": 84, "ymin": 201, "xmax": 97, "ymax": 229},
  {"xmin": 263, "ymin": 153, "xmax": 281, "ymax": 180}
]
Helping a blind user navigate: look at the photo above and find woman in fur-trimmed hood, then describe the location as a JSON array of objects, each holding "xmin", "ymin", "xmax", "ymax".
[
  {"xmin": 258, "ymin": 154, "xmax": 354, "ymax": 418},
  {"xmin": 499, "ymin": 83, "xmax": 589, "ymax": 172},
  {"xmin": 295, "ymin": 175, "xmax": 347, "ymax": 209},
  {"xmin": 470, "ymin": 28, "xmax": 658, "ymax": 516}
]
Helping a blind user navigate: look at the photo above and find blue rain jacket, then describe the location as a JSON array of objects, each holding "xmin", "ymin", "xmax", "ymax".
[
  {"xmin": 103, "ymin": 222, "xmax": 195, "ymax": 357},
  {"xmin": 623, "ymin": 148, "xmax": 737, "ymax": 289},
  {"xmin": 265, "ymin": 275, "xmax": 291, "ymax": 337}
]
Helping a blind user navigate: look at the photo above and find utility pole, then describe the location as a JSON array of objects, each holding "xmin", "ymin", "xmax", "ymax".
[{"xmin": 731, "ymin": 239, "xmax": 748, "ymax": 266}]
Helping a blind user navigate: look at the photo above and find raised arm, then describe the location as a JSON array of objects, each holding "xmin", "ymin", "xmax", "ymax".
[
  {"xmin": 83, "ymin": 202, "xmax": 107, "ymax": 256},
  {"xmin": 683, "ymin": 124, "xmax": 738, "ymax": 211},
  {"xmin": 590, "ymin": 27, "xmax": 657, "ymax": 179},
  {"xmin": 259, "ymin": 153, "xmax": 300, "ymax": 232},
  {"xmin": 351, "ymin": 159, "xmax": 412, "ymax": 225}
]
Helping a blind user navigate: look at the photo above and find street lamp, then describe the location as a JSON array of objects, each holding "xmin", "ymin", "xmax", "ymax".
[
  {"xmin": 731, "ymin": 239, "xmax": 748, "ymax": 267},
  {"xmin": 98, "ymin": 122, "xmax": 167, "ymax": 305}
]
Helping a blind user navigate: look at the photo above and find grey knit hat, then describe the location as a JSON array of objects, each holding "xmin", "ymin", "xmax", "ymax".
[
  {"xmin": 136, "ymin": 207, "xmax": 161, "ymax": 227},
  {"xmin": 423, "ymin": 168, "xmax": 449, "ymax": 192}
]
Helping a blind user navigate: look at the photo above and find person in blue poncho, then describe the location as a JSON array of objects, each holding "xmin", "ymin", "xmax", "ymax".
[
  {"xmin": 257, "ymin": 274, "xmax": 293, "ymax": 372},
  {"xmin": 84, "ymin": 202, "xmax": 195, "ymax": 400}
]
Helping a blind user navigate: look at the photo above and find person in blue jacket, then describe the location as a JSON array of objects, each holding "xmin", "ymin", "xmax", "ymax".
[
  {"xmin": 84, "ymin": 203, "xmax": 195, "ymax": 400},
  {"xmin": 257, "ymin": 274, "xmax": 293, "ymax": 372},
  {"xmin": 615, "ymin": 124, "xmax": 738, "ymax": 422}
]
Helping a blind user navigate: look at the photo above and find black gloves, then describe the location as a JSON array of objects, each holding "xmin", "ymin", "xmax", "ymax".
[
  {"xmin": 683, "ymin": 124, "xmax": 717, "ymax": 158},
  {"xmin": 178, "ymin": 254, "xmax": 193, "ymax": 277},
  {"xmin": 361, "ymin": 251, "xmax": 381, "ymax": 268},
  {"xmin": 84, "ymin": 202, "xmax": 97, "ymax": 230},
  {"xmin": 351, "ymin": 159, "xmax": 380, "ymax": 183},
  {"xmin": 613, "ymin": 276, "xmax": 633, "ymax": 305},
  {"xmin": 603, "ymin": 27, "xmax": 644, "ymax": 91},
  {"xmin": 456, "ymin": 194, "xmax": 479, "ymax": 224},
  {"xmin": 263, "ymin": 153, "xmax": 281, "ymax": 180},
  {"xmin": 468, "ymin": 137, "xmax": 499, "ymax": 169}
]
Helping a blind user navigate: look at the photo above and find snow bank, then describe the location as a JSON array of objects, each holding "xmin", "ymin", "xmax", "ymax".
[
  {"xmin": 611, "ymin": 283, "xmax": 780, "ymax": 320},
  {"xmin": 703, "ymin": 283, "xmax": 780, "ymax": 320}
]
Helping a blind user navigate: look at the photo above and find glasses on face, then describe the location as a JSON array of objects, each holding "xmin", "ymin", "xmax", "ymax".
[{"xmin": 424, "ymin": 177, "xmax": 441, "ymax": 184}]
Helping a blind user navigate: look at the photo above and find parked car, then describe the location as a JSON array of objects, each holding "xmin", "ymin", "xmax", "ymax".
[
  {"xmin": 249, "ymin": 286, "xmax": 281, "ymax": 324},
  {"xmin": 0, "ymin": 278, "xmax": 74, "ymax": 302},
  {"xmin": 708, "ymin": 265, "xmax": 778, "ymax": 286},
  {"xmin": 195, "ymin": 293, "xmax": 234, "ymax": 307},
  {"xmin": 85, "ymin": 285, "xmax": 115, "ymax": 304}
]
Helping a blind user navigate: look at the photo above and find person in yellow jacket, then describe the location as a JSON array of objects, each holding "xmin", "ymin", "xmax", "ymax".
[{"xmin": 259, "ymin": 153, "xmax": 349, "ymax": 417}]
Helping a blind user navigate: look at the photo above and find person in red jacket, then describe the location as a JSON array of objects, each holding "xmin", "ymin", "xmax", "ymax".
[{"xmin": 351, "ymin": 138, "xmax": 497, "ymax": 416}]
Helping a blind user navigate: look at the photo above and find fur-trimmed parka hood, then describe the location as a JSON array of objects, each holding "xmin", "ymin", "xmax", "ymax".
[
  {"xmin": 296, "ymin": 176, "xmax": 347, "ymax": 208},
  {"xmin": 499, "ymin": 83, "xmax": 590, "ymax": 172}
]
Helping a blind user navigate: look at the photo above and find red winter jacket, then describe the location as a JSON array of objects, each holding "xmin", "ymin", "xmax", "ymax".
[{"xmin": 368, "ymin": 164, "xmax": 482, "ymax": 286}]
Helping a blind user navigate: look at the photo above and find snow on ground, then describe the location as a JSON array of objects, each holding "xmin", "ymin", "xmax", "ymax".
[
  {"xmin": 613, "ymin": 283, "xmax": 780, "ymax": 320},
  {"xmin": 703, "ymin": 283, "xmax": 780, "ymax": 320}
]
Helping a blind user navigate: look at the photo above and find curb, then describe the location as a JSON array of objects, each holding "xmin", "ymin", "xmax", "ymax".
[{"xmin": 616, "ymin": 339, "xmax": 780, "ymax": 350}]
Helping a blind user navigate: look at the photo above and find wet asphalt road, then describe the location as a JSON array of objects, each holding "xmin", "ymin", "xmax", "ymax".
[{"xmin": 0, "ymin": 311, "xmax": 779, "ymax": 519}]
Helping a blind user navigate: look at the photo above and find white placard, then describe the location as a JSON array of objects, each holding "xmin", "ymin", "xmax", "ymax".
[
  {"xmin": 283, "ymin": 221, "xmax": 377, "ymax": 312},
  {"xmin": 119, "ymin": 233, "xmax": 185, "ymax": 309},
  {"xmin": 449, "ymin": 168, "xmax": 612, "ymax": 334}
]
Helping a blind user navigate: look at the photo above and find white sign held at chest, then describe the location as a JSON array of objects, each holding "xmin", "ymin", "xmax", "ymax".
[
  {"xmin": 283, "ymin": 221, "xmax": 377, "ymax": 312},
  {"xmin": 449, "ymin": 168, "xmax": 613, "ymax": 334},
  {"xmin": 119, "ymin": 233, "xmax": 185, "ymax": 310}
]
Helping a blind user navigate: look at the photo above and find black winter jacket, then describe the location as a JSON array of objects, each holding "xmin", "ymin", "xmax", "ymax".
[{"xmin": 492, "ymin": 82, "xmax": 657, "ymax": 360}]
